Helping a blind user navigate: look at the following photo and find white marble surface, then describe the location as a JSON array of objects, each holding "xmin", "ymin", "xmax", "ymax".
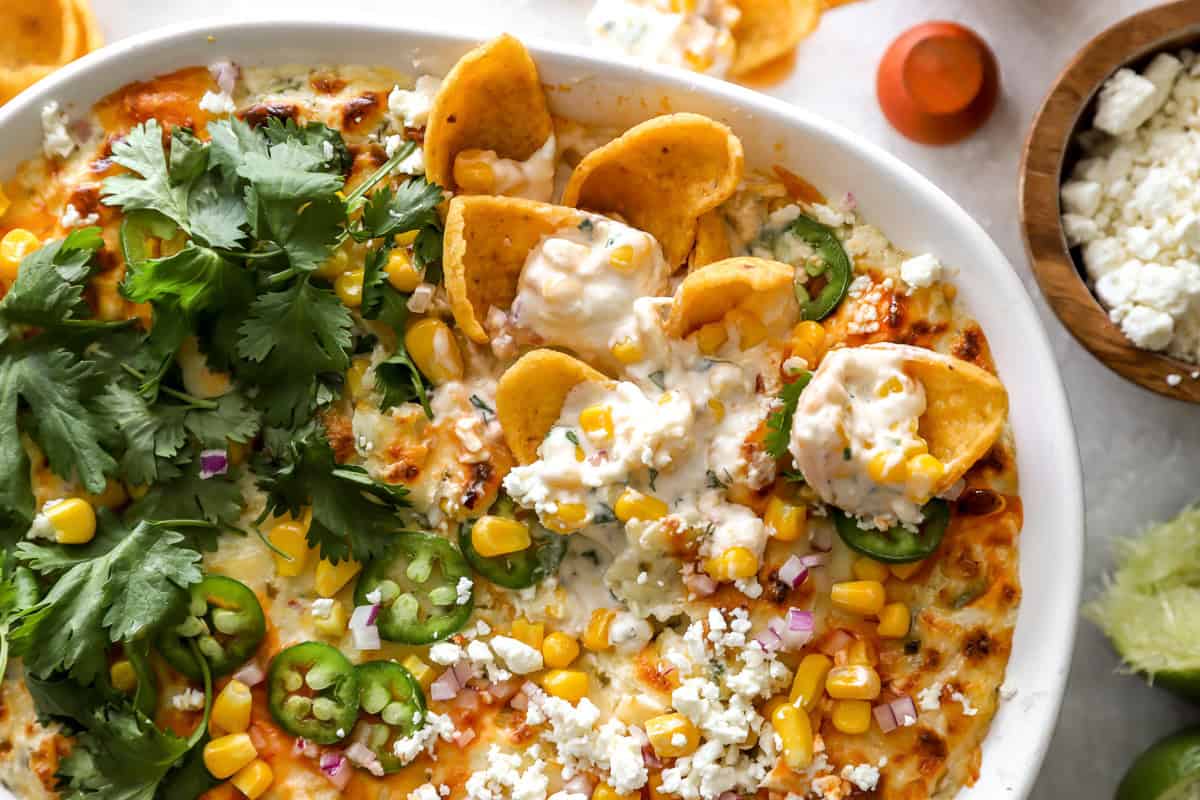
[{"xmin": 82, "ymin": 0, "xmax": 1200, "ymax": 795}]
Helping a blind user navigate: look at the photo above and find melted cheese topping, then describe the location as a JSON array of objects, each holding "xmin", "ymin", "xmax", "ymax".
[{"xmin": 587, "ymin": 0, "xmax": 740, "ymax": 76}]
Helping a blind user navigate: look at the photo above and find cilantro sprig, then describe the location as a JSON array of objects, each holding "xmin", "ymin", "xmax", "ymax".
[{"xmin": 764, "ymin": 371, "xmax": 814, "ymax": 459}]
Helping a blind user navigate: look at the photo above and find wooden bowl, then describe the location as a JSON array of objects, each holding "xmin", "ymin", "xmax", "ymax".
[{"xmin": 1020, "ymin": 0, "xmax": 1200, "ymax": 402}]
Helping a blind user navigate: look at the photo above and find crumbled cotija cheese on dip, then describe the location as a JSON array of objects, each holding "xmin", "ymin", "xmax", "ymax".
[{"xmin": 1062, "ymin": 50, "xmax": 1200, "ymax": 361}]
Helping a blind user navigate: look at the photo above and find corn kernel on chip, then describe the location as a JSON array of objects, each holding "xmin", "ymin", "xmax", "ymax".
[
  {"xmin": 497, "ymin": 349, "xmax": 612, "ymax": 464},
  {"xmin": 901, "ymin": 345, "xmax": 1008, "ymax": 493},
  {"xmin": 688, "ymin": 210, "xmax": 732, "ymax": 272},
  {"xmin": 424, "ymin": 34, "xmax": 554, "ymax": 194},
  {"xmin": 666, "ymin": 256, "xmax": 798, "ymax": 339},
  {"xmin": 562, "ymin": 113, "xmax": 744, "ymax": 269},
  {"xmin": 444, "ymin": 195, "xmax": 584, "ymax": 343},
  {"xmin": 729, "ymin": 0, "xmax": 822, "ymax": 78}
]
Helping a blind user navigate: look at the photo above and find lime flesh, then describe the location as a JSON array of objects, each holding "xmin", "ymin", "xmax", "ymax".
[
  {"xmin": 1086, "ymin": 505, "xmax": 1200, "ymax": 698},
  {"xmin": 1118, "ymin": 728, "xmax": 1200, "ymax": 800}
]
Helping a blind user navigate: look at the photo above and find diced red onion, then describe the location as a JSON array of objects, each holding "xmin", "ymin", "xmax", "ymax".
[
  {"xmin": 521, "ymin": 681, "xmax": 540, "ymax": 696},
  {"xmin": 349, "ymin": 604, "xmax": 381, "ymax": 651},
  {"xmin": 406, "ymin": 283, "xmax": 435, "ymax": 313},
  {"xmin": 68, "ymin": 118, "xmax": 93, "ymax": 143},
  {"xmin": 843, "ymin": 191, "xmax": 858, "ymax": 211},
  {"xmin": 208, "ymin": 61, "xmax": 240, "ymax": 95},
  {"xmin": 777, "ymin": 555, "xmax": 808, "ymax": 588},
  {"xmin": 768, "ymin": 614, "xmax": 813, "ymax": 651},
  {"xmin": 810, "ymin": 526, "xmax": 833, "ymax": 552},
  {"xmin": 642, "ymin": 745, "xmax": 663, "ymax": 769},
  {"xmin": 873, "ymin": 702, "xmax": 898, "ymax": 733},
  {"xmin": 453, "ymin": 688, "xmax": 481, "ymax": 712},
  {"xmin": 820, "ymin": 629, "xmax": 854, "ymax": 655},
  {"xmin": 232, "ymin": 661, "xmax": 265, "ymax": 687},
  {"xmin": 453, "ymin": 728, "xmax": 476, "ymax": 747},
  {"xmin": 788, "ymin": 608, "xmax": 814, "ymax": 631},
  {"xmin": 345, "ymin": 742, "xmax": 384, "ymax": 776},
  {"xmin": 510, "ymin": 692, "xmax": 529, "ymax": 710},
  {"xmin": 293, "ymin": 737, "xmax": 311, "ymax": 757},
  {"xmin": 198, "ymin": 449, "xmax": 228, "ymax": 479},
  {"xmin": 889, "ymin": 695, "xmax": 918, "ymax": 727},
  {"xmin": 684, "ymin": 571, "xmax": 717, "ymax": 597},
  {"xmin": 320, "ymin": 752, "xmax": 351, "ymax": 789},
  {"xmin": 486, "ymin": 678, "xmax": 521, "ymax": 704},
  {"xmin": 430, "ymin": 669, "xmax": 460, "ymax": 701},
  {"xmin": 756, "ymin": 624, "xmax": 783, "ymax": 653},
  {"xmin": 718, "ymin": 792, "xmax": 739, "ymax": 800},
  {"xmin": 799, "ymin": 553, "xmax": 827, "ymax": 569},
  {"xmin": 453, "ymin": 660, "xmax": 475, "ymax": 685}
]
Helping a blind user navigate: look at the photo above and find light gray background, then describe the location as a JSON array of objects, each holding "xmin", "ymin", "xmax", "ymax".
[{"xmin": 82, "ymin": 0, "xmax": 1200, "ymax": 796}]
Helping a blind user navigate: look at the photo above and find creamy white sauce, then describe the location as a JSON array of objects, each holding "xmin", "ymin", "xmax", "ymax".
[
  {"xmin": 471, "ymin": 133, "xmax": 558, "ymax": 202},
  {"xmin": 789, "ymin": 343, "xmax": 933, "ymax": 529},
  {"xmin": 511, "ymin": 213, "xmax": 669, "ymax": 364},
  {"xmin": 587, "ymin": 0, "xmax": 740, "ymax": 77}
]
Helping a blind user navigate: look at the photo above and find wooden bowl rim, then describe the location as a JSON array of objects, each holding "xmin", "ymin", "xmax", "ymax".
[{"xmin": 1019, "ymin": 0, "xmax": 1200, "ymax": 402}]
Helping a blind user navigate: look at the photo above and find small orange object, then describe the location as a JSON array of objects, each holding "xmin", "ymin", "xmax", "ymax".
[{"xmin": 877, "ymin": 21, "xmax": 999, "ymax": 145}]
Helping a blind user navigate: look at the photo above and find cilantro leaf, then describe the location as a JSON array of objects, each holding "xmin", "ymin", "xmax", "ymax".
[
  {"xmin": 122, "ymin": 243, "xmax": 251, "ymax": 314},
  {"xmin": 125, "ymin": 464, "xmax": 245, "ymax": 548},
  {"xmin": 168, "ymin": 127, "xmax": 209, "ymax": 186},
  {"xmin": 56, "ymin": 704, "xmax": 192, "ymax": 800},
  {"xmin": 96, "ymin": 384, "xmax": 187, "ymax": 486},
  {"xmin": 260, "ymin": 432, "xmax": 409, "ymax": 564},
  {"xmin": 375, "ymin": 349, "xmax": 432, "ymax": 418},
  {"xmin": 101, "ymin": 120, "xmax": 190, "ymax": 229},
  {"xmin": 207, "ymin": 117, "xmax": 267, "ymax": 189},
  {"xmin": 237, "ymin": 279, "xmax": 352, "ymax": 426},
  {"xmin": 185, "ymin": 173, "xmax": 248, "ymax": 250},
  {"xmin": 0, "ymin": 227, "xmax": 104, "ymax": 343},
  {"xmin": 413, "ymin": 224, "xmax": 444, "ymax": 284},
  {"xmin": 261, "ymin": 117, "xmax": 353, "ymax": 175},
  {"xmin": 355, "ymin": 178, "xmax": 442, "ymax": 241},
  {"xmin": 17, "ymin": 517, "xmax": 203, "ymax": 682},
  {"xmin": 183, "ymin": 392, "xmax": 260, "ymax": 446},
  {"xmin": 764, "ymin": 372, "xmax": 813, "ymax": 459}
]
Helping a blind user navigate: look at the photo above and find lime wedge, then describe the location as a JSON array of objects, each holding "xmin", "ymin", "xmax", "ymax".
[
  {"xmin": 1086, "ymin": 505, "xmax": 1200, "ymax": 699},
  {"xmin": 1118, "ymin": 728, "xmax": 1200, "ymax": 800}
]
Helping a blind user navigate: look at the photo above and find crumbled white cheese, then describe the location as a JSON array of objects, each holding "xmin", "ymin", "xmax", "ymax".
[
  {"xmin": 917, "ymin": 682, "xmax": 943, "ymax": 711},
  {"xmin": 170, "ymin": 688, "xmax": 206, "ymax": 711},
  {"xmin": 311, "ymin": 598, "xmax": 335, "ymax": 619},
  {"xmin": 950, "ymin": 689, "xmax": 979, "ymax": 717},
  {"xmin": 389, "ymin": 75, "xmax": 442, "ymax": 128},
  {"xmin": 199, "ymin": 90, "xmax": 237, "ymax": 115},
  {"xmin": 899, "ymin": 253, "xmax": 944, "ymax": 290},
  {"xmin": 59, "ymin": 203, "xmax": 98, "ymax": 229},
  {"xmin": 489, "ymin": 635, "xmax": 544, "ymax": 675},
  {"xmin": 41, "ymin": 102, "xmax": 76, "ymax": 160},
  {"xmin": 456, "ymin": 576, "xmax": 474, "ymax": 606},
  {"xmin": 841, "ymin": 762, "xmax": 881, "ymax": 792},
  {"xmin": 428, "ymin": 641, "xmax": 463, "ymax": 666},
  {"xmin": 391, "ymin": 711, "xmax": 457, "ymax": 764}
]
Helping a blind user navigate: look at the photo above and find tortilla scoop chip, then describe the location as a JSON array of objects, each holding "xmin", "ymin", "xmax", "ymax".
[
  {"xmin": 0, "ymin": 64, "xmax": 57, "ymax": 106},
  {"xmin": 424, "ymin": 34, "xmax": 554, "ymax": 194},
  {"xmin": 562, "ymin": 113, "xmax": 744, "ymax": 269},
  {"xmin": 666, "ymin": 256, "xmax": 797, "ymax": 339},
  {"xmin": 729, "ymin": 0, "xmax": 821, "ymax": 77},
  {"xmin": 897, "ymin": 345, "xmax": 1008, "ymax": 491},
  {"xmin": 497, "ymin": 349, "xmax": 612, "ymax": 465},
  {"xmin": 688, "ymin": 210, "xmax": 732, "ymax": 272},
  {"xmin": 444, "ymin": 195, "xmax": 583, "ymax": 343},
  {"xmin": 1, "ymin": 0, "xmax": 79, "ymax": 69}
]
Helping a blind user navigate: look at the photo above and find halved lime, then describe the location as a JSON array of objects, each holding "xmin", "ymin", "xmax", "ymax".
[
  {"xmin": 1086, "ymin": 505, "xmax": 1200, "ymax": 699},
  {"xmin": 1118, "ymin": 727, "xmax": 1200, "ymax": 800}
]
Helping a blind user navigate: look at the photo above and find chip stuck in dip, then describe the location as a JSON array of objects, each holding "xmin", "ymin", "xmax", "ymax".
[{"xmin": 0, "ymin": 33, "xmax": 1020, "ymax": 800}]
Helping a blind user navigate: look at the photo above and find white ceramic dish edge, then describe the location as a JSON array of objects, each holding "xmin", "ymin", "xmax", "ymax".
[{"xmin": 0, "ymin": 17, "xmax": 1083, "ymax": 800}]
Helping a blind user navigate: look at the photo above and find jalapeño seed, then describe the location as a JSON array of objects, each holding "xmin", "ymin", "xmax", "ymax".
[
  {"xmin": 211, "ymin": 608, "xmax": 247, "ymax": 635},
  {"xmin": 368, "ymin": 723, "xmax": 390, "ymax": 749},
  {"xmin": 283, "ymin": 695, "xmax": 312, "ymax": 718},
  {"xmin": 392, "ymin": 593, "xmax": 420, "ymax": 622},
  {"xmin": 175, "ymin": 616, "xmax": 207, "ymax": 637},
  {"xmin": 189, "ymin": 595, "xmax": 207, "ymax": 616},
  {"xmin": 197, "ymin": 636, "xmax": 224, "ymax": 661},
  {"xmin": 312, "ymin": 697, "xmax": 338, "ymax": 721},
  {"xmin": 406, "ymin": 554, "xmax": 434, "ymax": 584},
  {"xmin": 377, "ymin": 580, "xmax": 401, "ymax": 603},
  {"xmin": 362, "ymin": 684, "xmax": 390, "ymax": 714},
  {"xmin": 381, "ymin": 702, "xmax": 409, "ymax": 726},
  {"xmin": 283, "ymin": 670, "xmax": 303, "ymax": 692},
  {"xmin": 429, "ymin": 585, "xmax": 456, "ymax": 606},
  {"xmin": 306, "ymin": 663, "xmax": 337, "ymax": 691}
]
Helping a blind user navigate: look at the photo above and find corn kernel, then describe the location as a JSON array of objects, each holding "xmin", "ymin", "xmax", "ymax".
[
  {"xmin": 544, "ymin": 503, "xmax": 589, "ymax": 534},
  {"xmin": 830, "ymin": 580, "xmax": 886, "ymax": 616},
  {"xmin": 852, "ymin": 557, "xmax": 890, "ymax": 583},
  {"xmin": 211, "ymin": 680, "xmax": 252, "ymax": 735},
  {"xmin": 231, "ymin": 759, "xmax": 274, "ymax": 799},
  {"xmin": 593, "ymin": 783, "xmax": 639, "ymax": 800},
  {"xmin": 764, "ymin": 495, "xmax": 806, "ymax": 542},
  {"xmin": 542, "ymin": 632, "xmax": 581, "ymax": 668},
  {"xmin": 471, "ymin": 516, "xmax": 532, "ymax": 557},
  {"xmin": 613, "ymin": 488, "xmax": 669, "ymax": 523},
  {"xmin": 110, "ymin": 660, "xmax": 138, "ymax": 694},
  {"xmin": 907, "ymin": 453, "xmax": 944, "ymax": 483},
  {"xmin": 0, "ymin": 229, "xmax": 39, "ymax": 282},
  {"xmin": 704, "ymin": 546, "xmax": 758, "ymax": 582},
  {"xmin": 645, "ymin": 712, "xmax": 700, "ymax": 758},
  {"xmin": 542, "ymin": 669, "xmax": 588, "ymax": 702},
  {"xmin": 334, "ymin": 269, "xmax": 364, "ymax": 307},
  {"xmin": 403, "ymin": 655, "xmax": 436, "ymax": 688},
  {"xmin": 831, "ymin": 699, "xmax": 872, "ymax": 735},
  {"xmin": 313, "ymin": 599, "xmax": 348, "ymax": 636},
  {"xmin": 877, "ymin": 376, "xmax": 904, "ymax": 397},
  {"xmin": 574, "ymin": 445, "xmax": 586, "ymax": 462},
  {"xmin": 385, "ymin": 247, "xmax": 424, "ymax": 292},
  {"xmin": 789, "ymin": 653, "xmax": 832, "ymax": 710},
  {"xmin": 584, "ymin": 608, "xmax": 616, "ymax": 651},
  {"xmin": 693, "ymin": 322, "xmax": 727, "ymax": 355},
  {"xmin": 203, "ymin": 733, "xmax": 258, "ymax": 779},
  {"xmin": 405, "ymin": 318, "xmax": 464, "ymax": 385},
  {"xmin": 614, "ymin": 693, "xmax": 667, "ymax": 726},
  {"xmin": 647, "ymin": 773, "xmax": 672, "ymax": 800},
  {"xmin": 83, "ymin": 479, "xmax": 127, "ymax": 511},
  {"xmin": 511, "ymin": 618, "xmax": 545, "ymax": 650},
  {"xmin": 610, "ymin": 338, "xmax": 644, "ymax": 365},
  {"xmin": 314, "ymin": 558, "xmax": 361, "ymax": 598},
  {"xmin": 867, "ymin": 451, "xmax": 908, "ymax": 484},
  {"xmin": 579, "ymin": 405, "xmax": 614, "ymax": 441},
  {"xmin": 269, "ymin": 521, "xmax": 310, "ymax": 578},
  {"xmin": 125, "ymin": 482, "xmax": 150, "ymax": 500},
  {"xmin": 727, "ymin": 308, "xmax": 767, "ymax": 349},
  {"xmin": 608, "ymin": 244, "xmax": 637, "ymax": 273},
  {"xmin": 345, "ymin": 357, "xmax": 371, "ymax": 400},
  {"xmin": 890, "ymin": 560, "xmax": 924, "ymax": 580},
  {"xmin": 43, "ymin": 498, "xmax": 96, "ymax": 544},
  {"xmin": 790, "ymin": 320, "xmax": 826, "ymax": 363},
  {"xmin": 825, "ymin": 665, "xmax": 882, "ymax": 701},
  {"xmin": 772, "ymin": 702, "xmax": 814, "ymax": 769},
  {"xmin": 877, "ymin": 602, "xmax": 911, "ymax": 638},
  {"xmin": 846, "ymin": 639, "xmax": 874, "ymax": 666},
  {"xmin": 707, "ymin": 398, "xmax": 725, "ymax": 422},
  {"xmin": 314, "ymin": 247, "xmax": 352, "ymax": 280},
  {"xmin": 453, "ymin": 150, "xmax": 495, "ymax": 193},
  {"xmin": 394, "ymin": 230, "xmax": 420, "ymax": 247}
]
